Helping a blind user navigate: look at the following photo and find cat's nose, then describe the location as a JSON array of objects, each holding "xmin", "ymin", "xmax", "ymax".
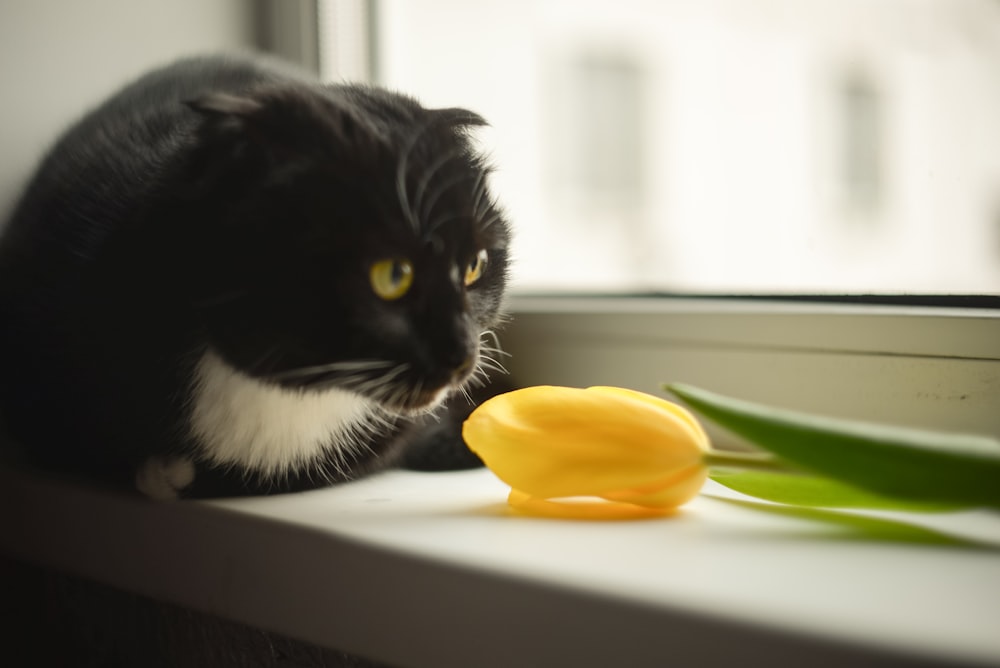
[{"xmin": 437, "ymin": 319, "xmax": 476, "ymax": 374}]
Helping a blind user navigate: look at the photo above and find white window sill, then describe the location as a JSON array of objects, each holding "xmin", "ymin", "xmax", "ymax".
[{"xmin": 3, "ymin": 465, "xmax": 999, "ymax": 667}]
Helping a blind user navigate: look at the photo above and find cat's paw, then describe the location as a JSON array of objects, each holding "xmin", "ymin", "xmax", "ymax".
[{"xmin": 135, "ymin": 456, "xmax": 196, "ymax": 500}]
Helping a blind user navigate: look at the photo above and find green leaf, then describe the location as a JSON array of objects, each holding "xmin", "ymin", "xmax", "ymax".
[
  {"xmin": 710, "ymin": 470, "xmax": 958, "ymax": 511},
  {"xmin": 667, "ymin": 383, "xmax": 1000, "ymax": 510},
  {"xmin": 707, "ymin": 496, "xmax": 996, "ymax": 549}
]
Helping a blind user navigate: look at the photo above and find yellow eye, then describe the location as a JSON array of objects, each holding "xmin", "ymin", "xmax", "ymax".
[
  {"xmin": 464, "ymin": 249, "xmax": 489, "ymax": 286},
  {"xmin": 370, "ymin": 258, "xmax": 414, "ymax": 300}
]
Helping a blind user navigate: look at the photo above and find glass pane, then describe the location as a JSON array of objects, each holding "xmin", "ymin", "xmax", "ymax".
[{"xmin": 355, "ymin": 0, "xmax": 1000, "ymax": 294}]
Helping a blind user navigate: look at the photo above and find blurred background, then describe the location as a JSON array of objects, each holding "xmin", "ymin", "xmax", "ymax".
[
  {"xmin": 363, "ymin": 0, "xmax": 1000, "ymax": 294},
  {"xmin": 3, "ymin": 0, "xmax": 1000, "ymax": 295}
]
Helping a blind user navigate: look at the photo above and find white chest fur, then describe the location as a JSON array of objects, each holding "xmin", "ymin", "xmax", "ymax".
[{"xmin": 187, "ymin": 350, "xmax": 381, "ymax": 477}]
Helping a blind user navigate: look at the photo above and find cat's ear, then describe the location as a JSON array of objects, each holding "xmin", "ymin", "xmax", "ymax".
[
  {"xmin": 431, "ymin": 107, "xmax": 488, "ymax": 129},
  {"xmin": 184, "ymin": 93, "xmax": 269, "ymax": 146},
  {"xmin": 185, "ymin": 92, "xmax": 308, "ymax": 168},
  {"xmin": 186, "ymin": 93, "xmax": 263, "ymax": 118},
  {"xmin": 184, "ymin": 92, "xmax": 300, "ymax": 188},
  {"xmin": 186, "ymin": 90, "xmax": 367, "ymax": 153}
]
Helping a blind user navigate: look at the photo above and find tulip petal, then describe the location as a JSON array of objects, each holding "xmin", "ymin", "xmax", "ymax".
[
  {"xmin": 600, "ymin": 464, "xmax": 708, "ymax": 508},
  {"xmin": 507, "ymin": 489, "xmax": 678, "ymax": 520},
  {"xmin": 463, "ymin": 385, "xmax": 711, "ymax": 511},
  {"xmin": 588, "ymin": 386, "xmax": 710, "ymax": 448}
]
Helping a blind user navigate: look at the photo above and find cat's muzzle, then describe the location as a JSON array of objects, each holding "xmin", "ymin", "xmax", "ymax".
[{"xmin": 381, "ymin": 352, "xmax": 478, "ymax": 416}]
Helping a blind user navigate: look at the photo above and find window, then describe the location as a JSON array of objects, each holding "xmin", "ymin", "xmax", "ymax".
[
  {"xmin": 322, "ymin": 0, "xmax": 1000, "ymax": 295},
  {"xmin": 313, "ymin": 0, "xmax": 1000, "ymax": 442},
  {"xmin": 838, "ymin": 70, "xmax": 883, "ymax": 217}
]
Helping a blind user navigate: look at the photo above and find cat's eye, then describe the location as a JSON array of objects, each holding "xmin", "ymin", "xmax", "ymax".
[
  {"xmin": 370, "ymin": 258, "xmax": 414, "ymax": 300},
  {"xmin": 464, "ymin": 249, "xmax": 489, "ymax": 286}
]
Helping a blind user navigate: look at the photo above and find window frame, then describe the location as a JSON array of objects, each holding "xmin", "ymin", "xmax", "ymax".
[{"xmin": 501, "ymin": 295, "xmax": 1000, "ymax": 449}]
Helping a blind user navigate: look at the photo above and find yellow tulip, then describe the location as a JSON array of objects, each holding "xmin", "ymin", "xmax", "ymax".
[{"xmin": 463, "ymin": 386, "xmax": 710, "ymax": 518}]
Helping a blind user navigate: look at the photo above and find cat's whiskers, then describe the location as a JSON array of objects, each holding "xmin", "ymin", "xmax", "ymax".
[
  {"xmin": 331, "ymin": 361, "xmax": 444, "ymax": 416},
  {"xmin": 411, "ymin": 149, "xmax": 468, "ymax": 226},
  {"xmin": 398, "ymin": 115, "xmax": 495, "ymax": 237},
  {"xmin": 406, "ymin": 377, "xmax": 425, "ymax": 411},
  {"xmin": 479, "ymin": 329, "xmax": 505, "ymax": 351},
  {"xmin": 476, "ymin": 357, "xmax": 509, "ymax": 377},
  {"xmin": 464, "ymin": 330, "xmax": 510, "ymax": 396},
  {"xmin": 468, "ymin": 168, "xmax": 487, "ymax": 218},
  {"xmin": 470, "ymin": 166, "xmax": 496, "ymax": 224},
  {"xmin": 476, "ymin": 210, "xmax": 506, "ymax": 232},
  {"xmin": 421, "ymin": 168, "xmax": 484, "ymax": 237},
  {"xmin": 396, "ymin": 115, "xmax": 452, "ymax": 232},
  {"xmin": 267, "ymin": 359, "xmax": 397, "ymax": 383},
  {"xmin": 478, "ymin": 342, "xmax": 510, "ymax": 359},
  {"xmin": 350, "ymin": 369, "xmax": 412, "ymax": 405},
  {"xmin": 395, "ymin": 127, "xmax": 423, "ymax": 232},
  {"xmin": 426, "ymin": 183, "xmax": 502, "ymax": 239},
  {"xmin": 478, "ymin": 331, "xmax": 510, "ymax": 370},
  {"xmin": 457, "ymin": 383, "xmax": 476, "ymax": 406},
  {"xmin": 466, "ymin": 371, "xmax": 489, "ymax": 390}
]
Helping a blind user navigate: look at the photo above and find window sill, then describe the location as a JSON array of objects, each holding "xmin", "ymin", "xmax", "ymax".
[{"xmin": 2, "ymin": 465, "xmax": 999, "ymax": 667}]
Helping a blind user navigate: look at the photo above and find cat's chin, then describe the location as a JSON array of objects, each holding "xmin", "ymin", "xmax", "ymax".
[{"xmin": 378, "ymin": 384, "xmax": 454, "ymax": 417}]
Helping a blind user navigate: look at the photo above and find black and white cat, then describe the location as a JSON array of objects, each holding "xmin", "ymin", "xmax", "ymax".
[{"xmin": 0, "ymin": 54, "xmax": 511, "ymax": 499}]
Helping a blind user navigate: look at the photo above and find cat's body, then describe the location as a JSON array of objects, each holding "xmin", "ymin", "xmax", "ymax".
[{"xmin": 0, "ymin": 54, "xmax": 510, "ymax": 498}]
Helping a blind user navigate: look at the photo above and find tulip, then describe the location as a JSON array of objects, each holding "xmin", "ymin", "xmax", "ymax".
[
  {"xmin": 465, "ymin": 382, "xmax": 1000, "ymax": 522},
  {"xmin": 463, "ymin": 385, "xmax": 712, "ymax": 517}
]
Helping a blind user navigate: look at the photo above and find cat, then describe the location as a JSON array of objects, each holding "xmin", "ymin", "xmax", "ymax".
[{"xmin": 0, "ymin": 54, "xmax": 511, "ymax": 499}]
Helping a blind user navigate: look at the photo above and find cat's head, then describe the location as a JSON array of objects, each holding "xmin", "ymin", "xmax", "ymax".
[{"xmin": 181, "ymin": 82, "xmax": 511, "ymax": 415}]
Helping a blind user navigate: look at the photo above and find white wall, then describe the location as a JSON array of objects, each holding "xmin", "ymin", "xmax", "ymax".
[{"xmin": 0, "ymin": 0, "xmax": 261, "ymax": 220}]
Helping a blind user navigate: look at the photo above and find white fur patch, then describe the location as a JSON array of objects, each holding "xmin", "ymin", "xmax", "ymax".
[{"xmin": 188, "ymin": 350, "xmax": 380, "ymax": 476}]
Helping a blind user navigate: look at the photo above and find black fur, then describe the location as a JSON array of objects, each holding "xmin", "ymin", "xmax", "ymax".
[{"xmin": 0, "ymin": 54, "xmax": 511, "ymax": 497}]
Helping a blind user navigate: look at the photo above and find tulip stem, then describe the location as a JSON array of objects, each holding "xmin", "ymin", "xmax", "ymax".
[{"xmin": 704, "ymin": 449, "xmax": 798, "ymax": 474}]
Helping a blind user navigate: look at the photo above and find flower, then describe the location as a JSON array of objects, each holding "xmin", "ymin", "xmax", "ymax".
[{"xmin": 462, "ymin": 386, "xmax": 710, "ymax": 517}]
